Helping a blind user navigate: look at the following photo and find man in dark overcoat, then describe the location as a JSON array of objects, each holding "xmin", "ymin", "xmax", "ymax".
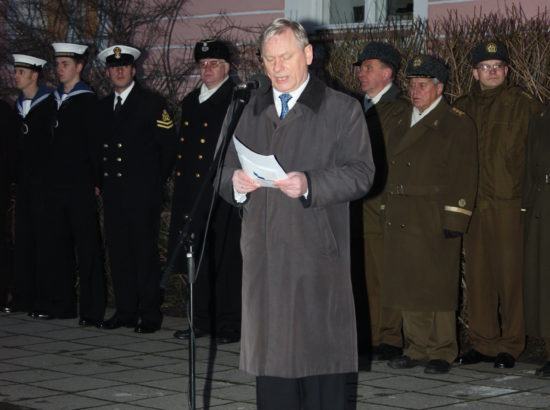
[
  {"xmin": 170, "ymin": 39, "xmax": 242, "ymax": 344},
  {"xmin": 354, "ymin": 41, "xmax": 405, "ymax": 361},
  {"xmin": 522, "ymin": 104, "xmax": 550, "ymax": 377},
  {"xmin": 217, "ymin": 18, "xmax": 374, "ymax": 409},
  {"xmin": 44, "ymin": 43, "xmax": 105, "ymax": 324},
  {"xmin": 98, "ymin": 45, "xmax": 177, "ymax": 333},
  {"xmin": 9, "ymin": 54, "xmax": 56, "ymax": 316},
  {"xmin": 382, "ymin": 55, "xmax": 478, "ymax": 374},
  {"xmin": 455, "ymin": 41, "xmax": 543, "ymax": 369}
]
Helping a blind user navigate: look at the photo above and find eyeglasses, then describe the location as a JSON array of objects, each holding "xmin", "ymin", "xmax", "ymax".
[
  {"xmin": 476, "ymin": 63, "xmax": 505, "ymax": 72},
  {"xmin": 199, "ymin": 60, "xmax": 224, "ymax": 69}
]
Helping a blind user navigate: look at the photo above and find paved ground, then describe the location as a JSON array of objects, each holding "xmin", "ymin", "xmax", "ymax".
[{"xmin": 1, "ymin": 310, "xmax": 550, "ymax": 409}]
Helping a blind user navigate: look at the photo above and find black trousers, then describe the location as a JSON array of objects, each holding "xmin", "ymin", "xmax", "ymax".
[
  {"xmin": 256, "ymin": 373, "xmax": 357, "ymax": 410},
  {"xmin": 0, "ymin": 190, "xmax": 11, "ymax": 307},
  {"xmin": 104, "ymin": 204, "xmax": 162, "ymax": 326}
]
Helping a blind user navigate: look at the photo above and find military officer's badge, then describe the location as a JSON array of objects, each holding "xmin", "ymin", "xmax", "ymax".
[
  {"xmin": 452, "ymin": 107, "xmax": 465, "ymax": 117},
  {"xmin": 113, "ymin": 46, "xmax": 121, "ymax": 59},
  {"xmin": 157, "ymin": 109, "xmax": 174, "ymax": 129},
  {"xmin": 413, "ymin": 56, "xmax": 423, "ymax": 67},
  {"xmin": 458, "ymin": 198, "xmax": 467, "ymax": 207},
  {"xmin": 201, "ymin": 42, "xmax": 209, "ymax": 52},
  {"xmin": 486, "ymin": 43, "xmax": 497, "ymax": 54},
  {"xmin": 433, "ymin": 120, "xmax": 439, "ymax": 127}
]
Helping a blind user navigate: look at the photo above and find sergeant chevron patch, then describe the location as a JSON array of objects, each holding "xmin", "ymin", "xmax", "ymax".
[{"xmin": 157, "ymin": 109, "xmax": 174, "ymax": 129}]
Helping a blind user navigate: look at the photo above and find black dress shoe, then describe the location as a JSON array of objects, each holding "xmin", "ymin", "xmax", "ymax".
[
  {"xmin": 173, "ymin": 328, "xmax": 209, "ymax": 340},
  {"xmin": 134, "ymin": 323, "xmax": 160, "ymax": 334},
  {"xmin": 494, "ymin": 352, "xmax": 515, "ymax": 369},
  {"xmin": 79, "ymin": 318, "xmax": 103, "ymax": 327},
  {"xmin": 2, "ymin": 306, "xmax": 11, "ymax": 313},
  {"xmin": 102, "ymin": 315, "xmax": 136, "ymax": 330},
  {"xmin": 425, "ymin": 359, "xmax": 451, "ymax": 374},
  {"xmin": 388, "ymin": 355, "xmax": 422, "ymax": 369},
  {"xmin": 456, "ymin": 349, "xmax": 494, "ymax": 365},
  {"xmin": 535, "ymin": 362, "xmax": 550, "ymax": 377},
  {"xmin": 374, "ymin": 343, "xmax": 403, "ymax": 361},
  {"xmin": 215, "ymin": 334, "xmax": 240, "ymax": 344},
  {"xmin": 28, "ymin": 311, "xmax": 39, "ymax": 318}
]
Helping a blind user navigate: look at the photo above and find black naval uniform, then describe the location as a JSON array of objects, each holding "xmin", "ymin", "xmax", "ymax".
[
  {"xmin": 0, "ymin": 100, "xmax": 18, "ymax": 309},
  {"xmin": 11, "ymin": 88, "xmax": 56, "ymax": 313},
  {"xmin": 168, "ymin": 78, "xmax": 242, "ymax": 339},
  {"xmin": 44, "ymin": 82, "xmax": 105, "ymax": 320},
  {"xmin": 101, "ymin": 81, "xmax": 176, "ymax": 328}
]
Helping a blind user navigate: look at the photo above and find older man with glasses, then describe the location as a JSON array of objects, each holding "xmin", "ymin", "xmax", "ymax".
[{"xmin": 455, "ymin": 41, "xmax": 543, "ymax": 369}]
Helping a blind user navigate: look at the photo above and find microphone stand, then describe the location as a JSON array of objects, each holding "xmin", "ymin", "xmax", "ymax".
[{"xmin": 161, "ymin": 87, "xmax": 252, "ymax": 410}]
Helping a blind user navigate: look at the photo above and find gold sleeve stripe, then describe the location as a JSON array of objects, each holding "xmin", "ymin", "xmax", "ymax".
[
  {"xmin": 157, "ymin": 123, "xmax": 174, "ymax": 129},
  {"xmin": 444, "ymin": 205, "xmax": 472, "ymax": 216}
]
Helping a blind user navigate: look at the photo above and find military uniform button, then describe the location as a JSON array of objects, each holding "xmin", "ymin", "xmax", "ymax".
[
  {"xmin": 203, "ymin": 122, "xmax": 208, "ymax": 127},
  {"xmin": 180, "ymin": 137, "xmax": 184, "ymax": 142},
  {"xmin": 200, "ymin": 138, "xmax": 205, "ymax": 144},
  {"xmin": 177, "ymin": 154, "xmax": 182, "ymax": 159},
  {"xmin": 103, "ymin": 157, "xmax": 107, "ymax": 161},
  {"xmin": 176, "ymin": 171, "xmax": 181, "ymax": 177},
  {"xmin": 400, "ymin": 224, "xmax": 406, "ymax": 228},
  {"xmin": 184, "ymin": 121, "xmax": 189, "ymax": 126},
  {"xmin": 116, "ymin": 172, "xmax": 122, "ymax": 177},
  {"xmin": 198, "ymin": 154, "xmax": 203, "ymax": 160},
  {"xmin": 407, "ymin": 162, "xmax": 411, "ymax": 167},
  {"xmin": 195, "ymin": 173, "xmax": 200, "ymax": 178},
  {"xmin": 387, "ymin": 222, "xmax": 392, "ymax": 226},
  {"xmin": 104, "ymin": 172, "xmax": 109, "ymax": 177},
  {"xmin": 116, "ymin": 157, "xmax": 122, "ymax": 162},
  {"xmin": 117, "ymin": 143, "xmax": 122, "ymax": 148},
  {"xmin": 391, "ymin": 160, "xmax": 396, "ymax": 165},
  {"xmin": 103, "ymin": 143, "xmax": 109, "ymax": 148}
]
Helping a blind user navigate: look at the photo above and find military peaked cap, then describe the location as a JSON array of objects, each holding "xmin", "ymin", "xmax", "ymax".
[
  {"xmin": 406, "ymin": 54, "xmax": 448, "ymax": 84},
  {"xmin": 98, "ymin": 45, "xmax": 141, "ymax": 67},
  {"xmin": 194, "ymin": 39, "xmax": 230, "ymax": 63},
  {"xmin": 471, "ymin": 41, "xmax": 509, "ymax": 66},
  {"xmin": 354, "ymin": 41, "xmax": 401, "ymax": 72}
]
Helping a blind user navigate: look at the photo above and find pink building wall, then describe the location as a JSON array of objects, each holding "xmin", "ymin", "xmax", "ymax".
[{"xmin": 428, "ymin": 0, "xmax": 550, "ymax": 20}]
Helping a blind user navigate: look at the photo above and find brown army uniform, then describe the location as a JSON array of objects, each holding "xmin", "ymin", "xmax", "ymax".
[
  {"xmin": 455, "ymin": 83, "xmax": 543, "ymax": 358},
  {"xmin": 522, "ymin": 105, "xmax": 550, "ymax": 358},
  {"xmin": 362, "ymin": 85, "xmax": 407, "ymax": 349},
  {"xmin": 381, "ymin": 99, "xmax": 478, "ymax": 362}
]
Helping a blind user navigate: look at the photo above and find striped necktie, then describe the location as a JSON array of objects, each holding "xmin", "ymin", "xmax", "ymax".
[{"xmin": 279, "ymin": 93, "xmax": 292, "ymax": 119}]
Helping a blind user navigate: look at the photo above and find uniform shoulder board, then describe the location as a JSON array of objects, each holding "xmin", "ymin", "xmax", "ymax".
[
  {"xmin": 451, "ymin": 107, "xmax": 465, "ymax": 117},
  {"xmin": 157, "ymin": 109, "xmax": 174, "ymax": 129},
  {"xmin": 521, "ymin": 91, "xmax": 533, "ymax": 100}
]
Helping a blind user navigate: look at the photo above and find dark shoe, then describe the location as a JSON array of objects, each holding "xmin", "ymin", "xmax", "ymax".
[
  {"xmin": 456, "ymin": 349, "xmax": 494, "ymax": 365},
  {"xmin": 535, "ymin": 362, "xmax": 550, "ymax": 377},
  {"xmin": 374, "ymin": 343, "xmax": 403, "ymax": 361},
  {"xmin": 28, "ymin": 311, "xmax": 39, "ymax": 318},
  {"xmin": 425, "ymin": 359, "xmax": 451, "ymax": 374},
  {"xmin": 101, "ymin": 315, "xmax": 136, "ymax": 330},
  {"xmin": 388, "ymin": 355, "xmax": 422, "ymax": 369},
  {"xmin": 79, "ymin": 318, "xmax": 102, "ymax": 327},
  {"xmin": 134, "ymin": 323, "xmax": 161, "ymax": 334},
  {"xmin": 215, "ymin": 334, "xmax": 240, "ymax": 344},
  {"xmin": 2, "ymin": 306, "xmax": 11, "ymax": 313},
  {"xmin": 173, "ymin": 328, "xmax": 209, "ymax": 340},
  {"xmin": 494, "ymin": 352, "xmax": 515, "ymax": 369},
  {"xmin": 37, "ymin": 312, "xmax": 55, "ymax": 320}
]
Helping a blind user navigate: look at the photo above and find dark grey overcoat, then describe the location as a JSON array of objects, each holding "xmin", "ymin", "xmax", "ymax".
[
  {"xmin": 218, "ymin": 76, "xmax": 374, "ymax": 378},
  {"xmin": 523, "ymin": 105, "xmax": 550, "ymax": 338}
]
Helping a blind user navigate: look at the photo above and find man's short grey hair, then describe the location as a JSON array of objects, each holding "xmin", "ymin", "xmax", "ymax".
[{"xmin": 260, "ymin": 18, "xmax": 309, "ymax": 54}]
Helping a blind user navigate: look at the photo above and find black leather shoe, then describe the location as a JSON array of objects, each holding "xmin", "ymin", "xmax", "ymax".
[
  {"xmin": 374, "ymin": 343, "xmax": 403, "ymax": 361},
  {"xmin": 79, "ymin": 318, "xmax": 102, "ymax": 327},
  {"xmin": 2, "ymin": 306, "xmax": 11, "ymax": 313},
  {"xmin": 215, "ymin": 334, "xmax": 240, "ymax": 344},
  {"xmin": 494, "ymin": 352, "xmax": 515, "ymax": 369},
  {"xmin": 425, "ymin": 359, "xmax": 451, "ymax": 374},
  {"xmin": 535, "ymin": 362, "xmax": 550, "ymax": 377},
  {"xmin": 134, "ymin": 323, "xmax": 160, "ymax": 334},
  {"xmin": 456, "ymin": 349, "xmax": 494, "ymax": 365},
  {"xmin": 173, "ymin": 328, "xmax": 209, "ymax": 340},
  {"xmin": 388, "ymin": 355, "xmax": 422, "ymax": 369},
  {"xmin": 101, "ymin": 315, "xmax": 136, "ymax": 330},
  {"xmin": 28, "ymin": 311, "xmax": 39, "ymax": 318}
]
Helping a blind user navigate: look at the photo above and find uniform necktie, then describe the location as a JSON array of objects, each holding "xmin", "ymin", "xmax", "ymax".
[
  {"xmin": 364, "ymin": 97, "xmax": 373, "ymax": 112},
  {"xmin": 279, "ymin": 93, "xmax": 292, "ymax": 119},
  {"xmin": 114, "ymin": 96, "xmax": 122, "ymax": 114}
]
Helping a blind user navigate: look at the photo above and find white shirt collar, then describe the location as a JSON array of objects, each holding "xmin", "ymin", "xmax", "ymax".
[
  {"xmin": 410, "ymin": 95, "xmax": 443, "ymax": 127},
  {"xmin": 114, "ymin": 81, "xmax": 135, "ymax": 108},
  {"xmin": 367, "ymin": 82, "xmax": 393, "ymax": 105},
  {"xmin": 272, "ymin": 74, "xmax": 310, "ymax": 117},
  {"xmin": 199, "ymin": 76, "xmax": 229, "ymax": 104}
]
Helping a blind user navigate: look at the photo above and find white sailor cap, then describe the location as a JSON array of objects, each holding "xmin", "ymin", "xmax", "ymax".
[
  {"xmin": 98, "ymin": 45, "xmax": 141, "ymax": 67},
  {"xmin": 12, "ymin": 54, "xmax": 47, "ymax": 70},
  {"xmin": 52, "ymin": 42, "xmax": 88, "ymax": 57}
]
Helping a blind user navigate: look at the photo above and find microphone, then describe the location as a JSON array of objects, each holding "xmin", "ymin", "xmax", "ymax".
[{"xmin": 234, "ymin": 74, "xmax": 271, "ymax": 94}]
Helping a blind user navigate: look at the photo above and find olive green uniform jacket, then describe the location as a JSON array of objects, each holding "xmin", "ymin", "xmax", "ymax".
[
  {"xmin": 381, "ymin": 99, "xmax": 478, "ymax": 311},
  {"xmin": 522, "ymin": 105, "xmax": 550, "ymax": 338}
]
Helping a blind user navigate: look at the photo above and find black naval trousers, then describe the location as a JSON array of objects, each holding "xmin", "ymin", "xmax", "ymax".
[{"xmin": 103, "ymin": 204, "xmax": 162, "ymax": 327}]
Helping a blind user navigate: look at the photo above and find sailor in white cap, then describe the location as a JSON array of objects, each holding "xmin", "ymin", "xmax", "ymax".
[
  {"xmin": 97, "ymin": 44, "xmax": 176, "ymax": 334},
  {"xmin": 9, "ymin": 53, "xmax": 57, "ymax": 319},
  {"xmin": 42, "ymin": 42, "xmax": 106, "ymax": 326}
]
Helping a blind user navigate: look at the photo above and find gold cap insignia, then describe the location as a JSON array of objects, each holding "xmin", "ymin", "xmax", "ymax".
[
  {"xmin": 201, "ymin": 42, "xmax": 209, "ymax": 52},
  {"xmin": 458, "ymin": 198, "xmax": 467, "ymax": 207},
  {"xmin": 413, "ymin": 57, "xmax": 423, "ymax": 68},
  {"xmin": 486, "ymin": 43, "xmax": 497, "ymax": 53},
  {"xmin": 113, "ymin": 46, "xmax": 121, "ymax": 59}
]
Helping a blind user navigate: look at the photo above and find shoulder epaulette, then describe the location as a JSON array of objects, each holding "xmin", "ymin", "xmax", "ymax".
[{"xmin": 451, "ymin": 107, "xmax": 465, "ymax": 117}]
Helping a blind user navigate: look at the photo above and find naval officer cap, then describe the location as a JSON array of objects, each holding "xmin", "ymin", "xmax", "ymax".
[
  {"xmin": 471, "ymin": 41, "xmax": 509, "ymax": 66},
  {"xmin": 12, "ymin": 54, "xmax": 47, "ymax": 71},
  {"xmin": 406, "ymin": 54, "xmax": 449, "ymax": 84},
  {"xmin": 194, "ymin": 39, "xmax": 230, "ymax": 63},
  {"xmin": 98, "ymin": 45, "xmax": 141, "ymax": 67},
  {"xmin": 52, "ymin": 42, "xmax": 88, "ymax": 58},
  {"xmin": 354, "ymin": 41, "xmax": 401, "ymax": 72}
]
